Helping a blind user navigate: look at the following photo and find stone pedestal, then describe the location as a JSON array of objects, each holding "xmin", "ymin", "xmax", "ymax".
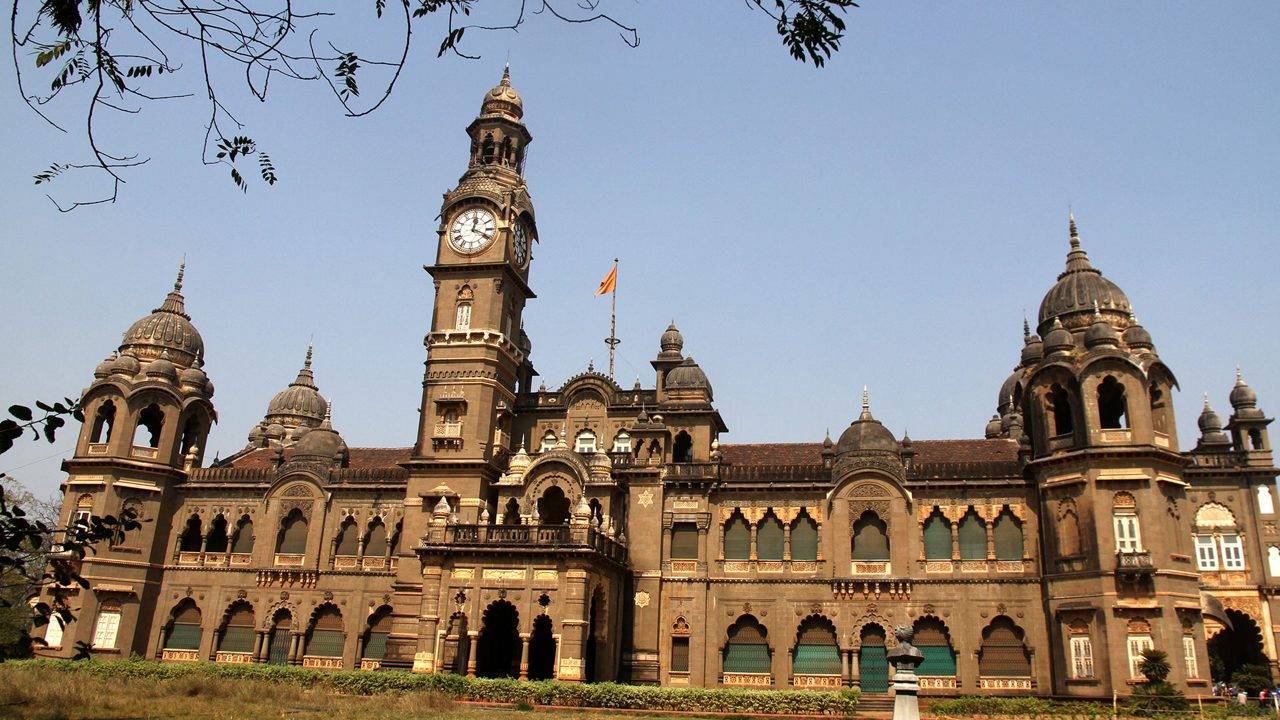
[{"xmin": 885, "ymin": 625, "xmax": 924, "ymax": 720}]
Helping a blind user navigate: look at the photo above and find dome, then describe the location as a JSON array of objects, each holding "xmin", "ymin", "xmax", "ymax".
[
  {"xmin": 1123, "ymin": 314, "xmax": 1154, "ymax": 350},
  {"xmin": 508, "ymin": 443, "xmax": 531, "ymax": 472},
  {"xmin": 659, "ymin": 322, "xmax": 684, "ymax": 360},
  {"xmin": 1037, "ymin": 216, "xmax": 1131, "ymax": 332},
  {"xmin": 1043, "ymin": 317, "xmax": 1073, "ymax": 354},
  {"xmin": 265, "ymin": 346, "xmax": 326, "ymax": 427},
  {"xmin": 119, "ymin": 264, "xmax": 204, "ymax": 368},
  {"xmin": 1230, "ymin": 368, "xmax": 1261, "ymax": 416},
  {"xmin": 179, "ymin": 365, "xmax": 208, "ymax": 391},
  {"xmin": 985, "ymin": 414, "xmax": 1004, "ymax": 439},
  {"xmin": 998, "ymin": 370, "xmax": 1022, "ymax": 413},
  {"xmin": 666, "ymin": 356, "xmax": 712, "ymax": 398},
  {"xmin": 1198, "ymin": 396, "xmax": 1231, "ymax": 446},
  {"xmin": 110, "ymin": 352, "xmax": 140, "ymax": 377},
  {"xmin": 480, "ymin": 66, "xmax": 523, "ymax": 120},
  {"xmin": 94, "ymin": 353, "xmax": 116, "ymax": 378},
  {"xmin": 590, "ymin": 451, "xmax": 612, "ymax": 469},
  {"xmin": 1084, "ymin": 306, "xmax": 1121, "ymax": 348},
  {"xmin": 1021, "ymin": 336, "xmax": 1043, "ymax": 367},
  {"xmin": 836, "ymin": 389, "xmax": 898, "ymax": 455},
  {"xmin": 292, "ymin": 406, "xmax": 347, "ymax": 461},
  {"xmin": 143, "ymin": 357, "xmax": 179, "ymax": 382}
]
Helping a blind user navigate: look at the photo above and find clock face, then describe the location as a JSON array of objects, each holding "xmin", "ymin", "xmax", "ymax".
[
  {"xmin": 449, "ymin": 207, "xmax": 497, "ymax": 254},
  {"xmin": 512, "ymin": 223, "xmax": 529, "ymax": 267}
]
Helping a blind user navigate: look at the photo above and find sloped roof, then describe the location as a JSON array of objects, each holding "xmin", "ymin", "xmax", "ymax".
[
  {"xmin": 717, "ymin": 439, "xmax": 1018, "ymax": 468},
  {"xmin": 224, "ymin": 446, "xmax": 412, "ymax": 470}
]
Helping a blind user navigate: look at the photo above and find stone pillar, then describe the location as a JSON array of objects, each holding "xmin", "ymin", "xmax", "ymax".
[
  {"xmin": 986, "ymin": 518, "xmax": 996, "ymax": 561},
  {"xmin": 519, "ymin": 633, "xmax": 531, "ymax": 680},
  {"xmin": 783, "ymin": 524, "xmax": 793, "ymax": 561},
  {"xmin": 288, "ymin": 633, "xmax": 302, "ymax": 665},
  {"xmin": 950, "ymin": 524, "xmax": 960, "ymax": 561},
  {"xmin": 414, "ymin": 566, "xmax": 443, "ymax": 673},
  {"xmin": 465, "ymin": 630, "xmax": 478, "ymax": 677},
  {"xmin": 252, "ymin": 631, "xmax": 265, "ymax": 662},
  {"xmin": 841, "ymin": 648, "xmax": 851, "ymax": 687},
  {"xmin": 749, "ymin": 523, "xmax": 758, "ymax": 561},
  {"xmin": 850, "ymin": 647, "xmax": 861, "ymax": 688}
]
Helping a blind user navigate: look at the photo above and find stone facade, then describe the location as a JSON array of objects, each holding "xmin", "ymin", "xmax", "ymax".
[{"xmin": 36, "ymin": 72, "xmax": 1279, "ymax": 698}]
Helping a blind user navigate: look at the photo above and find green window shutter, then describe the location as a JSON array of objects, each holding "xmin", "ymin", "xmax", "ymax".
[
  {"xmin": 923, "ymin": 515, "xmax": 951, "ymax": 560},
  {"xmin": 724, "ymin": 517, "xmax": 751, "ymax": 560},
  {"xmin": 852, "ymin": 515, "xmax": 889, "ymax": 560},
  {"xmin": 793, "ymin": 643, "xmax": 841, "ymax": 675},
  {"xmin": 918, "ymin": 644, "xmax": 956, "ymax": 676},
  {"xmin": 165, "ymin": 623, "xmax": 202, "ymax": 650},
  {"xmin": 363, "ymin": 632, "xmax": 389, "ymax": 660},
  {"xmin": 278, "ymin": 517, "xmax": 308, "ymax": 554},
  {"xmin": 671, "ymin": 637, "xmax": 690, "ymax": 672},
  {"xmin": 790, "ymin": 517, "xmax": 818, "ymax": 561},
  {"xmin": 671, "ymin": 523, "xmax": 699, "ymax": 560},
  {"xmin": 723, "ymin": 642, "xmax": 770, "ymax": 674},
  {"xmin": 267, "ymin": 628, "xmax": 291, "ymax": 664},
  {"xmin": 335, "ymin": 522, "xmax": 358, "ymax": 556},
  {"xmin": 231, "ymin": 521, "xmax": 254, "ymax": 554},
  {"xmin": 958, "ymin": 514, "xmax": 986, "ymax": 560},
  {"xmin": 859, "ymin": 646, "xmax": 889, "ymax": 692},
  {"xmin": 220, "ymin": 625, "xmax": 255, "ymax": 653},
  {"xmin": 365, "ymin": 524, "xmax": 388, "ymax": 556},
  {"xmin": 994, "ymin": 513, "xmax": 1023, "ymax": 561},
  {"xmin": 757, "ymin": 517, "xmax": 784, "ymax": 560},
  {"xmin": 307, "ymin": 629, "xmax": 345, "ymax": 657}
]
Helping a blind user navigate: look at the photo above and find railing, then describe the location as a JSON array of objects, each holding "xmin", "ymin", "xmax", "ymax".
[
  {"xmin": 302, "ymin": 656, "xmax": 343, "ymax": 670},
  {"xmin": 161, "ymin": 649, "xmax": 200, "ymax": 663},
  {"xmin": 216, "ymin": 651, "xmax": 253, "ymax": 664},
  {"xmin": 723, "ymin": 672, "xmax": 772, "ymax": 688},
  {"xmin": 274, "ymin": 553, "xmax": 305, "ymax": 567},
  {"xmin": 1117, "ymin": 550, "xmax": 1154, "ymax": 571},
  {"xmin": 433, "ymin": 422, "xmax": 463, "ymax": 438},
  {"xmin": 609, "ymin": 451, "xmax": 633, "ymax": 468},
  {"xmin": 360, "ymin": 659, "xmax": 382, "ymax": 671},
  {"xmin": 177, "ymin": 552, "xmax": 249, "ymax": 567},
  {"xmin": 920, "ymin": 676, "xmax": 958, "ymax": 689},
  {"xmin": 978, "ymin": 676, "xmax": 1032, "ymax": 690},
  {"xmin": 792, "ymin": 674, "xmax": 842, "ymax": 689},
  {"xmin": 130, "ymin": 445, "xmax": 160, "ymax": 460},
  {"xmin": 426, "ymin": 524, "xmax": 627, "ymax": 564},
  {"xmin": 850, "ymin": 561, "xmax": 891, "ymax": 576},
  {"xmin": 665, "ymin": 462, "xmax": 719, "ymax": 480}
]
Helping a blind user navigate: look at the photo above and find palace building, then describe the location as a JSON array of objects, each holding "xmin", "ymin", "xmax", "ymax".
[{"xmin": 38, "ymin": 70, "xmax": 1280, "ymax": 698}]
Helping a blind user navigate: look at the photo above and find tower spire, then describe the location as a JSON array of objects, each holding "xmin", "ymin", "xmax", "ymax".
[{"xmin": 174, "ymin": 260, "xmax": 186, "ymax": 293}]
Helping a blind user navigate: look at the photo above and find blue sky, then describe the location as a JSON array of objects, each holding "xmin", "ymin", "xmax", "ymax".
[{"xmin": 2, "ymin": 2, "xmax": 1278, "ymax": 498}]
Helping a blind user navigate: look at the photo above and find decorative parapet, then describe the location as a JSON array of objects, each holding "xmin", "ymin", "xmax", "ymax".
[
  {"xmin": 979, "ymin": 676, "xmax": 1032, "ymax": 690},
  {"xmin": 215, "ymin": 651, "xmax": 253, "ymax": 664},
  {"xmin": 723, "ymin": 672, "xmax": 772, "ymax": 688},
  {"xmin": 302, "ymin": 656, "xmax": 343, "ymax": 670},
  {"xmin": 792, "ymin": 674, "xmax": 842, "ymax": 689},
  {"xmin": 919, "ymin": 676, "xmax": 958, "ymax": 690},
  {"xmin": 161, "ymin": 649, "xmax": 199, "ymax": 662}
]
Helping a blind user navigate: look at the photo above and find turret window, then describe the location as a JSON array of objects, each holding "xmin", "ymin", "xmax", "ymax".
[
  {"xmin": 1047, "ymin": 383, "xmax": 1074, "ymax": 437},
  {"xmin": 74, "ymin": 493, "xmax": 93, "ymax": 526},
  {"xmin": 1258, "ymin": 485, "xmax": 1275, "ymax": 515},
  {"xmin": 90, "ymin": 401, "xmax": 116, "ymax": 444},
  {"xmin": 134, "ymin": 404, "xmax": 164, "ymax": 448},
  {"xmin": 851, "ymin": 511, "xmax": 890, "ymax": 561},
  {"xmin": 539, "ymin": 431, "xmax": 557, "ymax": 453},
  {"xmin": 611, "ymin": 432, "xmax": 631, "ymax": 454},
  {"xmin": 574, "ymin": 430, "xmax": 597, "ymax": 454},
  {"xmin": 1097, "ymin": 376, "xmax": 1128, "ymax": 429},
  {"xmin": 455, "ymin": 302, "xmax": 472, "ymax": 331},
  {"xmin": 673, "ymin": 431, "xmax": 693, "ymax": 463}
]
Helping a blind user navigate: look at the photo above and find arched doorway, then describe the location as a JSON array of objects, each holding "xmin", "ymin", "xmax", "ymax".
[
  {"xmin": 859, "ymin": 624, "xmax": 889, "ymax": 693},
  {"xmin": 266, "ymin": 610, "xmax": 291, "ymax": 665},
  {"xmin": 442, "ymin": 612, "xmax": 469, "ymax": 674},
  {"xmin": 1209, "ymin": 609, "xmax": 1270, "ymax": 683},
  {"xmin": 584, "ymin": 586, "xmax": 603, "ymax": 682},
  {"xmin": 528, "ymin": 614, "xmax": 556, "ymax": 680},
  {"xmin": 793, "ymin": 616, "xmax": 841, "ymax": 679},
  {"xmin": 476, "ymin": 601, "xmax": 520, "ymax": 678},
  {"xmin": 538, "ymin": 486, "xmax": 571, "ymax": 525}
]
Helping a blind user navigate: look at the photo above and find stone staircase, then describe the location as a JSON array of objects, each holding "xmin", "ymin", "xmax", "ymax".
[{"xmin": 858, "ymin": 693, "xmax": 895, "ymax": 715}]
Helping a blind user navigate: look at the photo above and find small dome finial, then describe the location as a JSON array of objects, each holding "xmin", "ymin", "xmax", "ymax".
[
  {"xmin": 1204, "ymin": 392, "xmax": 1211, "ymax": 410},
  {"xmin": 304, "ymin": 341, "xmax": 314, "ymax": 370},
  {"xmin": 174, "ymin": 260, "xmax": 186, "ymax": 293},
  {"xmin": 1237, "ymin": 364, "xmax": 1244, "ymax": 384},
  {"xmin": 501, "ymin": 64, "xmax": 511, "ymax": 86},
  {"xmin": 1069, "ymin": 210, "xmax": 1079, "ymax": 248},
  {"xmin": 324, "ymin": 399, "xmax": 332, "ymax": 423},
  {"xmin": 1023, "ymin": 314, "xmax": 1030, "ymax": 339},
  {"xmin": 862, "ymin": 385, "xmax": 869, "ymax": 411}
]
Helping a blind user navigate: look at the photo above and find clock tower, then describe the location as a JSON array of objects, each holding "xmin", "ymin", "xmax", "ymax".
[{"xmin": 406, "ymin": 66, "xmax": 539, "ymax": 515}]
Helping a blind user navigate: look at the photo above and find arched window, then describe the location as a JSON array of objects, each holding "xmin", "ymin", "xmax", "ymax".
[
  {"xmin": 792, "ymin": 617, "xmax": 840, "ymax": 676},
  {"xmin": 611, "ymin": 431, "xmax": 631, "ymax": 454},
  {"xmin": 958, "ymin": 510, "xmax": 986, "ymax": 560},
  {"xmin": 1058, "ymin": 502, "xmax": 1081, "ymax": 557},
  {"xmin": 723, "ymin": 512, "xmax": 751, "ymax": 561},
  {"xmin": 914, "ymin": 618, "xmax": 956, "ymax": 677},
  {"xmin": 481, "ymin": 135, "xmax": 495, "ymax": 164},
  {"xmin": 334, "ymin": 517, "xmax": 358, "ymax": 557},
  {"xmin": 979, "ymin": 617, "xmax": 1031, "ymax": 678},
  {"xmin": 993, "ymin": 508, "xmax": 1023, "ymax": 561},
  {"xmin": 73, "ymin": 493, "xmax": 93, "ymax": 526},
  {"xmin": 43, "ymin": 613, "xmax": 66, "ymax": 648},
  {"xmin": 672, "ymin": 431, "xmax": 693, "ymax": 463},
  {"xmin": 389, "ymin": 521, "xmax": 402, "ymax": 555},
  {"xmin": 539, "ymin": 430, "xmax": 557, "ymax": 452},
  {"xmin": 205, "ymin": 514, "xmax": 229, "ymax": 554},
  {"xmin": 723, "ymin": 615, "xmax": 770, "ymax": 675},
  {"xmin": 363, "ymin": 607, "xmax": 393, "ymax": 662},
  {"xmin": 266, "ymin": 610, "xmax": 291, "ymax": 665},
  {"xmin": 454, "ymin": 302, "xmax": 471, "ymax": 331},
  {"xmin": 231, "ymin": 515, "xmax": 254, "ymax": 554},
  {"xmin": 306, "ymin": 606, "xmax": 345, "ymax": 658},
  {"xmin": 1259, "ymin": 486, "xmax": 1275, "ymax": 515},
  {"xmin": 790, "ymin": 511, "xmax": 818, "ymax": 561},
  {"xmin": 179, "ymin": 514, "xmax": 203, "ymax": 552},
  {"xmin": 1047, "ymin": 383, "xmax": 1073, "ymax": 437},
  {"xmin": 90, "ymin": 401, "xmax": 115, "ymax": 444},
  {"xmin": 219, "ymin": 604, "xmax": 255, "ymax": 654},
  {"xmin": 92, "ymin": 599, "xmax": 123, "ymax": 650},
  {"xmin": 365, "ymin": 519, "xmax": 388, "ymax": 557},
  {"xmin": 180, "ymin": 414, "xmax": 203, "ymax": 456},
  {"xmin": 1098, "ymin": 376, "xmax": 1128, "ymax": 429},
  {"xmin": 277, "ymin": 509, "xmax": 308, "ymax": 555},
  {"xmin": 757, "ymin": 511, "xmax": 784, "ymax": 561},
  {"xmin": 164, "ymin": 600, "xmax": 202, "ymax": 651},
  {"xmin": 671, "ymin": 522, "xmax": 698, "ymax": 560},
  {"xmin": 537, "ymin": 486, "xmax": 570, "ymax": 525},
  {"xmin": 851, "ymin": 511, "xmax": 889, "ymax": 561},
  {"xmin": 502, "ymin": 497, "xmax": 521, "ymax": 525},
  {"xmin": 1125, "ymin": 618, "xmax": 1154, "ymax": 679},
  {"xmin": 1250, "ymin": 429, "xmax": 1265, "ymax": 450},
  {"xmin": 134, "ymin": 403, "xmax": 164, "ymax": 448},
  {"xmin": 1150, "ymin": 385, "xmax": 1171, "ymax": 436},
  {"xmin": 574, "ymin": 430, "xmax": 597, "ymax": 454},
  {"xmin": 923, "ymin": 510, "xmax": 951, "ymax": 560},
  {"xmin": 859, "ymin": 624, "xmax": 889, "ymax": 693},
  {"xmin": 1269, "ymin": 546, "xmax": 1280, "ymax": 577}
]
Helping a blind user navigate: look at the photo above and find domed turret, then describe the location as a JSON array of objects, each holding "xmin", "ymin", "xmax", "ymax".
[
  {"xmin": 1020, "ymin": 317, "xmax": 1043, "ymax": 366},
  {"xmin": 1043, "ymin": 317, "xmax": 1073, "ymax": 355},
  {"xmin": 480, "ymin": 65, "xmax": 523, "ymax": 120},
  {"xmin": 1197, "ymin": 395, "xmax": 1231, "ymax": 447},
  {"xmin": 143, "ymin": 356, "xmax": 179, "ymax": 383},
  {"xmin": 118, "ymin": 263, "xmax": 204, "ymax": 368},
  {"xmin": 291, "ymin": 402, "xmax": 347, "ymax": 463},
  {"xmin": 985, "ymin": 414, "xmax": 1004, "ymax": 439},
  {"xmin": 1037, "ymin": 215, "xmax": 1131, "ymax": 333},
  {"xmin": 94, "ymin": 353, "xmax": 116, "ymax": 379},
  {"xmin": 265, "ymin": 345, "xmax": 327, "ymax": 427},
  {"xmin": 1230, "ymin": 367, "xmax": 1262, "ymax": 417},
  {"xmin": 110, "ymin": 352, "xmax": 140, "ymax": 377},
  {"xmin": 836, "ymin": 387, "xmax": 898, "ymax": 455},
  {"xmin": 665, "ymin": 356, "xmax": 713, "ymax": 399},
  {"xmin": 1084, "ymin": 304, "xmax": 1121, "ymax": 349},
  {"xmin": 179, "ymin": 364, "xmax": 209, "ymax": 392},
  {"xmin": 658, "ymin": 322, "xmax": 684, "ymax": 361},
  {"xmin": 1123, "ymin": 313, "xmax": 1154, "ymax": 351}
]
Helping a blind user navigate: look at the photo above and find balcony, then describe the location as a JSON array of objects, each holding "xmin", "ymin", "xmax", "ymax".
[
  {"xmin": 421, "ymin": 524, "xmax": 627, "ymax": 565},
  {"xmin": 1117, "ymin": 550, "xmax": 1155, "ymax": 576},
  {"xmin": 434, "ymin": 421, "xmax": 463, "ymax": 438}
]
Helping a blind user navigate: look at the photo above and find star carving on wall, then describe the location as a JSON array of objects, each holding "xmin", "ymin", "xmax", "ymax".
[{"xmin": 637, "ymin": 489, "xmax": 654, "ymax": 508}]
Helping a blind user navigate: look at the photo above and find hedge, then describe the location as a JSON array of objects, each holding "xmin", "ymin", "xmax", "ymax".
[
  {"xmin": 4, "ymin": 658, "xmax": 860, "ymax": 716},
  {"xmin": 930, "ymin": 696, "xmax": 1114, "ymax": 718}
]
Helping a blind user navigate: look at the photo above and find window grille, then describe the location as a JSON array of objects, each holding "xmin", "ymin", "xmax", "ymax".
[
  {"xmin": 923, "ymin": 513, "xmax": 951, "ymax": 560},
  {"xmin": 671, "ymin": 637, "xmax": 690, "ymax": 672},
  {"xmin": 790, "ymin": 514, "xmax": 818, "ymax": 561},
  {"xmin": 723, "ymin": 619, "xmax": 770, "ymax": 674},
  {"xmin": 757, "ymin": 515, "xmax": 784, "ymax": 561},
  {"xmin": 670, "ymin": 523, "xmax": 699, "ymax": 560}
]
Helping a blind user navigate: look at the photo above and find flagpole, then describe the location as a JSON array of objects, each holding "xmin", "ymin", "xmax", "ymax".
[{"xmin": 605, "ymin": 258, "xmax": 620, "ymax": 379}]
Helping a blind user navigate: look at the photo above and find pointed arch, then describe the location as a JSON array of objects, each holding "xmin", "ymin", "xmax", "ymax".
[
  {"xmin": 1097, "ymin": 375, "xmax": 1128, "ymax": 429},
  {"xmin": 277, "ymin": 508, "xmax": 308, "ymax": 555},
  {"xmin": 362, "ymin": 605, "xmax": 393, "ymax": 663},
  {"xmin": 790, "ymin": 509, "xmax": 818, "ymax": 561},
  {"xmin": 231, "ymin": 514, "xmax": 255, "ymax": 554},
  {"xmin": 476, "ymin": 600, "xmax": 520, "ymax": 678},
  {"xmin": 133, "ymin": 403, "xmax": 165, "ymax": 448},
  {"xmin": 723, "ymin": 614, "xmax": 770, "ymax": 675},
  {"xmin": 723, "ymin": 509, "xmax": 751, "ymax": 560},
  {"xmin": 334, "ymin": 516, "xmax": 358, "ymax": 556},
  {"xmin": 163, "ymin": 599, "xmax": 202, "ymax": 651},
  {"xmin": 792, "ymin": 615, "xmax": 840, "ymax": 677},
  {"xmin": 205, "ymin": 513, "xmax": 229, "ymax": 554},
  {"xmin": 858, "ymin": 623, "xmax": 889, "ymax": 693},
  {"xmin": 265, "ymin": 608, "xmax": 292, "ymax": 665},
  {"xmin": 979, "ymin": 616, "xmax": 1031, "ymax": 678},
  {"xmin": 923, "ymin": 509, "xmax": 951, "ymax": 560},
  {"xmin": 993, "ymin": 507, "xmax": 1023, "ymax": 561},
  {"xmin": 90, "ymin": 400, "xmax": 116, "ymax": 444},
  {"xmin": 217, "ymin": 601, "xmax": 255, "ymax": 654},
  {"xmin": 757, "ymin": 510, "xmax": 785, "ymax": 561},
  {"xmin": 364, "ymin": 517, "xmax": 388, "ymax": 556},
  {"xmin": 957, "ymin": 508, "xmax": 986, "ymax": 560},
  {"xmin": 913, "ymin": 616, "xmax": 956, "ymax": 678},
  {"xmin": 305, "ymin": 603, "xmax": 345, "ymax": 658},
  {"xmin": 179, "ymin": 513, "xmax": 203, "ymax": 552},
  {"xmin": 852, "ymin": 510, "xmax": 889, "ymax": 561}
]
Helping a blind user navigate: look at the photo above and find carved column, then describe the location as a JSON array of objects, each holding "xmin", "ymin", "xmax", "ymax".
[
  {"xmin": 841, "ymin": 648, "xmax": 851, "ymax": 687},
  {"xmin": 288, "ymin": 633, "xmax": 302, "ymax": 665},
  {"xmin": 252, "ymin": 631, "xmax": 266, "ymax": 662},
  {"xmin": 749, "ymin": 523, "xmax": 759, "ymax": 561},
  {"xmin": 783, "ymin": 523, "xmax": 793, "ymax": 561},
  {"xmin": 850, "ymin": 647, "xmax": 861, "ymax": 688},
  {"xmin": 465, "ymin": 630, "xmax": 479, "ymax": 677},
  {"xmin": 986, "ymin": 521, "xmax": 996, "ymax": 561},
  {"xmin": 519, "ymin": 633, "xmax": 531, "ymax": 680},
  {"xmin": 950, "ymin": 523, "xmax": 961, "ymax": 561}
]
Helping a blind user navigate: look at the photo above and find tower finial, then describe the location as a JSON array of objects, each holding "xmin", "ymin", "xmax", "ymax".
[
  {"xmin": 1023, "ymin": 314, "xmax": 1030, "ymax": 338},
  {"xmin": 501, "ymin": 63, "xmax": 511, "ymax": 86},
  {"xmin": 862, "ymin": 385, "xmax": 869, "ymax": 411},
  {"xmin": 304, "ymin": 341, "xmax": 314, "ymax": 370},
  {"xmin": 1068, "ymin": 211, "xmax": 1080, "ymax": 249},
  {"xmin": 175, "ymin": 259, "xmax": 186, "ymax": 293},
  {"xmin": 1204, "ymin": 392, "xmax": 1211, "ymax": 410},
  {"xmin": 1237, "ymin": 364, "xmax": 1244, "ymax": 383}
]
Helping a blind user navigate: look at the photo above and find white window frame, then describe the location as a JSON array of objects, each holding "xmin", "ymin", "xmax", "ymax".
[
  {"xmin": 1127, "ymin": 634, "xmax": 1154, "ymax": 679},
  {"xmin": 612, "ymin": 432, "xmax": 631, "ymax": 454},
  {"xmin": 539, "ymin": 432, "xmax": 556, "ymax": 453},
  {"xmin": 44, "ymin": 615, "xmax": 65, "ymax": 648},
  {"xmin": 1114, "ymin": 512, "xmax": 1142, "ymax": 552},
  {"xmin": 1195, "ymin": 534, "xmax": 1219, "ymax": 570},
  {"xmin": 1221, "ymin": 534, "xmax": 1245, "ymax": 570},
  {"xmin": 1183, "ymin": 635, "xmax": 1199, "ymax": 679},
  {"xmin": 454, "ymin": 302, "xmax": 471, "ymax": 331},
  {"xmin": 574, "ymin": 430, "xmax": 597, "ymax": 454},
  {"xmin": 93, "ymin": 607, "xmax": 122, "ymax": 649},
  {"xmin": 1259, "ymin": 485, "xmax": 1275, "ymax": 515},
  {"xmin": 1070, "ymin": 635, "xmax": 1095, "ymax": 679}
]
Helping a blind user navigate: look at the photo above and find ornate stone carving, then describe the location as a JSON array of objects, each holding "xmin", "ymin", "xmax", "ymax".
[
  {"xmin": 637, "ymin": 489, "xmax": 654, "ymax": 508},
  {"xmin": 283, "ymin": 484, "xmax": 314, "ymax": 498},
  {"xmin": 634, "ymin": 591, "xmax": 651, "ymax": 608},
  {"xmin": 850, "ymin": 482, "xmax": 890, "ymax": 497}
]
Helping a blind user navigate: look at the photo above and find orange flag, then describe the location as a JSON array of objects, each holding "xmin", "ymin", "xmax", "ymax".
[{"xmin": 595, "ymin": 264, "xmax": 617, "ymax": 296}]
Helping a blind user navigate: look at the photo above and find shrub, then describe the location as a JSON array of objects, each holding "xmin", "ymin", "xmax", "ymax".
[{"xmin": 1230, "ymin": 664, "xmax": 1273, "ymax": 696}]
